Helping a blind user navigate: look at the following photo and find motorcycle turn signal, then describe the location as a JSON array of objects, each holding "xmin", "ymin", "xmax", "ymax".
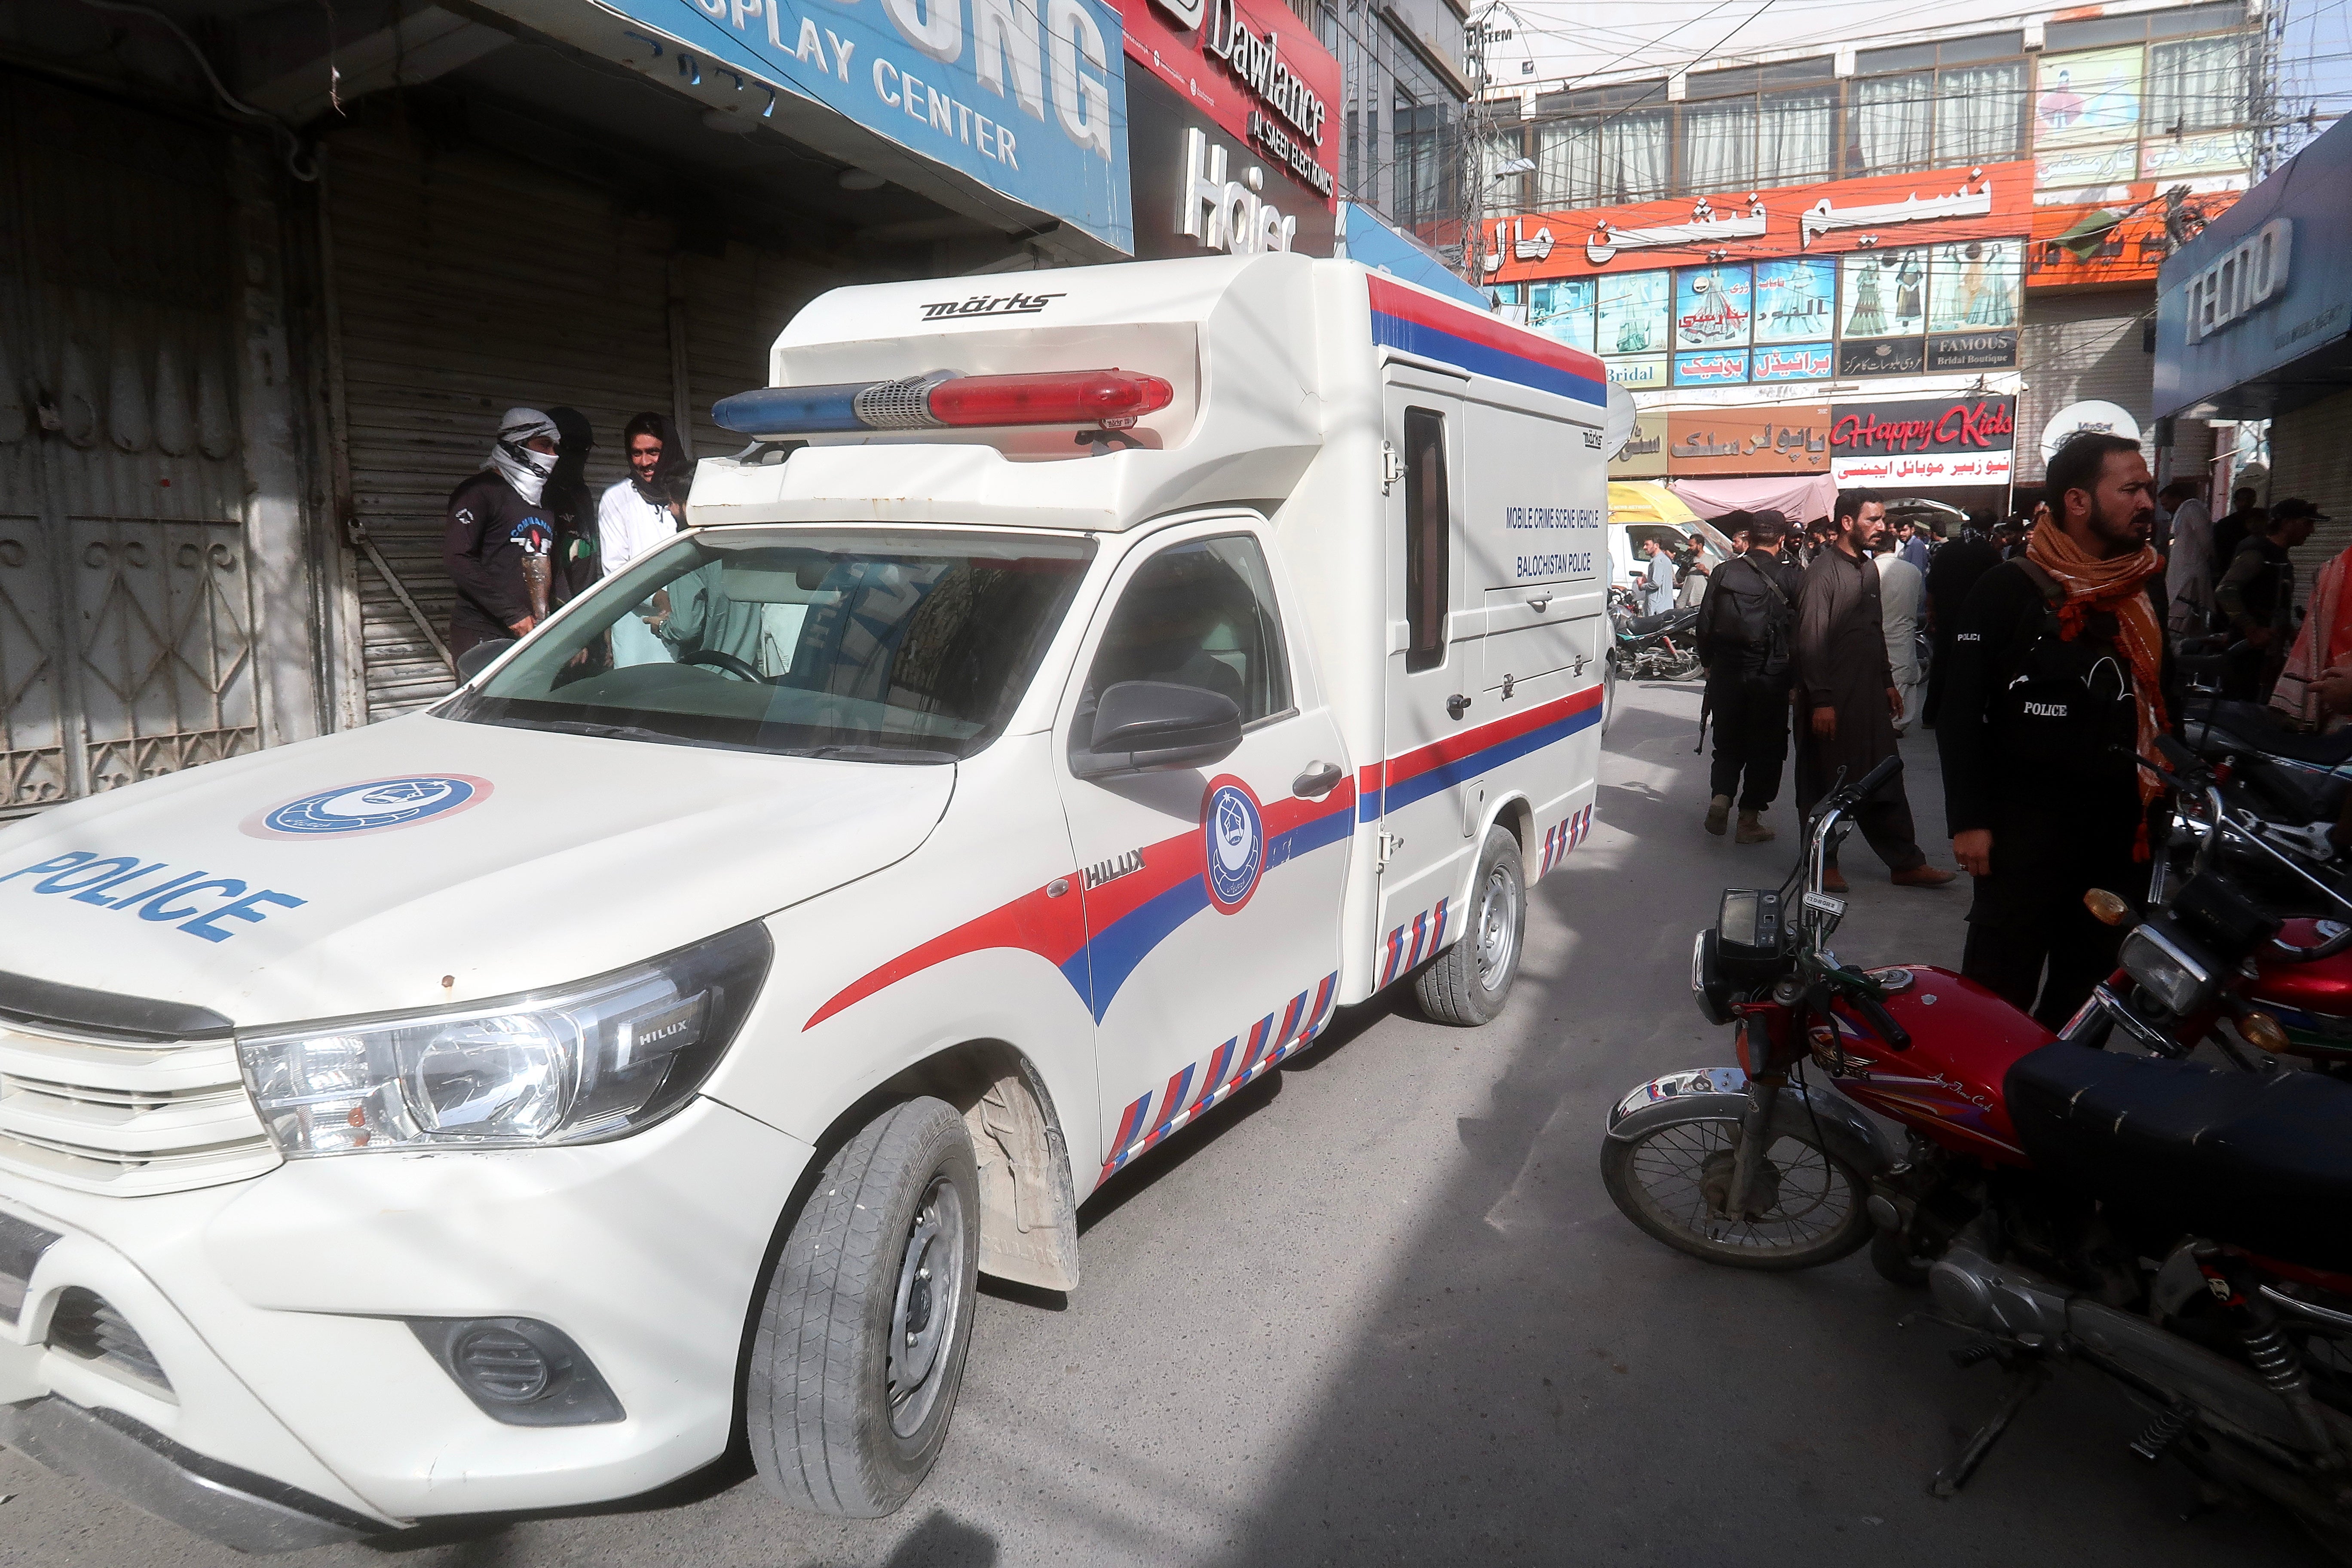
[{"xmin": 2084, "ymin": 888, "xmax": 2133, "ymax": 927}]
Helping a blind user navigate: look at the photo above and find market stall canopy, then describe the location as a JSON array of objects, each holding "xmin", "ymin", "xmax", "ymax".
[{"xmin": 1667, "ymin": 475, "xmax": 1836, "ymax": 527}]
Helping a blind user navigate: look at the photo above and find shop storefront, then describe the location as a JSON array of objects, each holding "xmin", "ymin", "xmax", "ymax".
[
  {"xmin": 0, "ymin": 0, "xmax": 1141, "ymax": 805},
  {"xmin": 2155, "ymin": 115, "xmax": 2352, "ymax": 582},
  {"xmin": 1119, "ymin": 0, "xmax": 1338, "ymax": 258}
]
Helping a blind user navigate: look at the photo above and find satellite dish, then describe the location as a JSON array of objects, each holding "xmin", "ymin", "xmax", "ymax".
[
  {"xmin": 1603, "ymin": 381, "xmax": 1637, "ymax": 460},
  {"xmin": 2040, "ymin": 400, "xmax": 2142, "ymax": 463}
]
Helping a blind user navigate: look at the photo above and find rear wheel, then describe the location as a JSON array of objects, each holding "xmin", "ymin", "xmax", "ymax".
[
  {"xmin": 747, "ymin": 1096, "xmax": 980, "ymax": 1517},
  {"xmin": 1601, "ymin": 1114, "xmax": 1872, "ymax": 1271},
  {"xmin": 1415, "ymin": 826, "xmax": 1525, "ymax": 1026}
]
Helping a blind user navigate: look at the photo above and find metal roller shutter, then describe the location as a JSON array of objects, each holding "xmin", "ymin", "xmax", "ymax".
[
  {"xmin": 2269, "ymin": 388, "xmax": 2352, "ymax": 601},
  {"xmin": 2016, "ymin": 287, "xmax": 2157, "ymax": 484},
  {"xmin": 326, "ymin": 125, "xmax": 677, "ymax": 719},
  {"xmin": 675, "ymin": 245, "xmax": 843, "ymax": 465}
]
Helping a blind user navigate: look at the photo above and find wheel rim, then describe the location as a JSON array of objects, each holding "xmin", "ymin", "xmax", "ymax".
[
  {"xmin": 1621, "ymin": 1120, "xmax": 1856, "ymax": 1255},
  {"xmin": 886, "ymin": 1174, "xmax": 968, "ymax": 1438},
  {"xmin": 1474, "ymin": 861, "xmax": 1519, "ymax": 991}
]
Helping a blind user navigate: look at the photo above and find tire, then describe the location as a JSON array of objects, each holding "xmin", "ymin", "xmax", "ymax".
[
  {"xmin": 1414, "ymin": 826, "xmax": 1526, "ymax": 1026},
  {"xmin": 1600, "ymin": 1114, "xmax": 1873, "ymax": 1271},
  {"xmin": 1869, "ymin": 1227, "xmax": 1935, "ymax": 1288},
  {"xmin": 747, "ymin": 1096, "xmax": 980, "ymax": 1517}
]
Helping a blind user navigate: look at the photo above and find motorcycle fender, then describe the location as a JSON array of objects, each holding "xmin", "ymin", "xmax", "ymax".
[{"xmin": 1606, "ymin": 1067, "xmax": 1895, "ymax": 1177}]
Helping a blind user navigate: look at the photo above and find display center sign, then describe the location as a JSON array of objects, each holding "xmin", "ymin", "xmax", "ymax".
[{"xmin": 1828, "ymin": 394, "xmax": 2016, "ymax": 487}]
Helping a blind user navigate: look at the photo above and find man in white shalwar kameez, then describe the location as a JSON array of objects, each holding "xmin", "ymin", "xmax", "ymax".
[{"xmin": 1872, "ymin": 533, "xmax": 1927, "ymax": 734}]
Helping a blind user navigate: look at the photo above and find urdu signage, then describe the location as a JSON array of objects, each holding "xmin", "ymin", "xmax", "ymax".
[
  {"xmin": 1666, "ymin": 407, "xmax": 1830, "ymax": 476},
  {"xmin": 1828, "ymin": 394, "xmax": 2017, "ymax": 488}
]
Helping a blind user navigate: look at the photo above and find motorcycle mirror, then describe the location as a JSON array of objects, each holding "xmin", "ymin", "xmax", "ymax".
[{"xmin": 2084, "ymin": 888, "xmax": 2133, "ymax": 926}]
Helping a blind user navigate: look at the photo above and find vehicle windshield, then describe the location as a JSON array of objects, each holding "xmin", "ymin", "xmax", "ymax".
[{"xmin": 447, "ymin": 527, "xmax": 1094, "ymax": 760}]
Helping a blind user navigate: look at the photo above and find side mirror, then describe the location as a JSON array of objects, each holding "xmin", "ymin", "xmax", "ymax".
[
  {"xmin": 1069, "ymin": 680, "xmax": 1243, "ymax": 779},
  {"xmin": 456, "ymin": 637, "xmax": 516, "ymax": 683}
]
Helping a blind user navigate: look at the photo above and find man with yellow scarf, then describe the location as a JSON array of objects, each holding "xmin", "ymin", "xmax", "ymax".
[{"xmin": 1936, "ymin": 432, "xmax": 2171, "ymax": 1028}]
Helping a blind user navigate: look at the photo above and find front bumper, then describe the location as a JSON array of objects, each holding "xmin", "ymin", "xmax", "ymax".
[{"xmin": 0, "ymin": 1096, "xmax": 811, "ymax": 1536}]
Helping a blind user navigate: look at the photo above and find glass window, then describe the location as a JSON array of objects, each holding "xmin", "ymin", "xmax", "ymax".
[
  {"xmin": 2045, "ymin": 14, "xmax": 2148, "ymax": 49},
  {"xmin": 1680, "ymin": 97, "xmax": 1754, "ymax": 191},
  {"xmin": 1938, "ymin": 30, "xmax": 2024, "ymax": 64},
  {"xmin": 1535, "ymin": 116, "xmax": 1599, "ymax": 205},
  {"xmin": 1758, "ymin": 89, "xmax": 1835, "ymax": 183},
  {"xmin": 2150, "ymin": 2, "xmax": 2244, "ymax": 39},
  {"xmin": 455, "ymin": 529, "xmax": 1091, "ymax": 761},
  {"xmin": 1393, "ymin": 94, "xmax": 1454, "ymax": 227},
  {"xmin": 1083, "ymin": 537, "xmax": 1292, "ymax": 726},
  {"xmin": 1852, "ymin": 72, "xmax": 1932, "ymax": 172},
  {"xmin": 2149, "ymin": 35, "xmax": 2247, "ymax": 132},
  {"xmin": 1403, "ymin": 408, "xmax": 1449, "ymax": 673},
  {"xmin": 1937, "ymin": 61, "xmax": 2027, "ymax": 161},
  {"xmin": 1603, "ymin": 107, "xmax": 1672, "ymax": 202}
]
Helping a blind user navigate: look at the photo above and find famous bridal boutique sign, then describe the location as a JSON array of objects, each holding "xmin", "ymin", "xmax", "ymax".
[{"xmin": 1828, "ymin": 395, "xmax": 2017, "ymax": 486}]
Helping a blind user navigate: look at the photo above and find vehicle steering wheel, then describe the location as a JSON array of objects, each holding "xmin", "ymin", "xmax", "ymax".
[{"xmin": 684, "ymin": 649, "xmax": 766, "ymax": 683}]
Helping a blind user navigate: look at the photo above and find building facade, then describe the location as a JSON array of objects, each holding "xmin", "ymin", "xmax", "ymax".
[{"xmin": 1472, "ymin": 0, "xmax": 2266, "ymax": 521}]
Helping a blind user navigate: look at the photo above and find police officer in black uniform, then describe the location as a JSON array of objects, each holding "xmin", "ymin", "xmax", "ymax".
[
  {"xmin": 1696, "ymin": 510, "xmax": 1804, "ymax": 843},
  {"xmin": 1937, "ymin": 432, "xmax": 2172, "ymax": 1027},
  {"xmin": 444, "ymin": 407, "xmax": 565, "ymax": 657}
]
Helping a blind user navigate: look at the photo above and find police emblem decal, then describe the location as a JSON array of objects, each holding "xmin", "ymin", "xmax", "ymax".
[
  {"xmin": 1201, "ymin": 777, "xmax": 1265, "ymax": 913},
  {"xmin": 243, "ymin": 775, "xmax": 495, "ymax": 839}
]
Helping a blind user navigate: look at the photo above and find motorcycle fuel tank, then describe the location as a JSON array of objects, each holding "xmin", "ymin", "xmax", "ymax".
[
  {"xmin": 2245, "ymin": 919, "xmax": 2352, "ymax": 1059},
  {"xmin": 1815, "ymin": 966, "xmax": 2052, "ymax": 1165}
]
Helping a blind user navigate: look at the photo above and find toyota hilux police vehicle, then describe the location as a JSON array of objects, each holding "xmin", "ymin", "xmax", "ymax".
[{"xmin": 0, "ymin": 253, "xmax": 1610, "ymax": 1548}]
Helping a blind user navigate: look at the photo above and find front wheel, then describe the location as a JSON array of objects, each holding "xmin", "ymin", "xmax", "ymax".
[
  {"xmin": 1414, "ymin": 825, "xmax": 1526, "ymax": 1026},
  {"xmin": 747, "ymin": 1096, "xmax": 980, "ymax": 1517},
  {"xmin": 1601, "ymin": 1114, "xmax": 1872, "ymax": 1271}
]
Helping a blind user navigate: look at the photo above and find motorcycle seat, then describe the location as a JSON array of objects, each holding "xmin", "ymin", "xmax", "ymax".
[
  {"xmin": 2006, "ymin": 1044, "xmax": 2352, "ymax": 1273},
  {"xmin": 2188, "ymin": 699, "xmax": 2352, "ymax": 767},
  {"xmin": 1624, "ymin": 610, "xmax": 1685, "ymax": 637}
]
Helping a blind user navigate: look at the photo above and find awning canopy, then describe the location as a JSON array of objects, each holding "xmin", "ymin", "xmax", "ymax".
[{"xmin": 1668, "ymin": 475, "xmax": 1838, "ymax": 526}]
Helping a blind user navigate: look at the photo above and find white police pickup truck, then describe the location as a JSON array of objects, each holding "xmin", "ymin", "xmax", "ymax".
[{"xmin": 0, "ymin": 253, "xmax": 1610, "ymax": 1548}]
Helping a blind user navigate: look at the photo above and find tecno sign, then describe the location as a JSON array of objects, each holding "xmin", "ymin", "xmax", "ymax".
[
  {"xmin": 2183, "ymin": 218, "xmax": 2292, "ymax": 344},
  {"xmin": 1178, "ymin": 127, "xmax": 1297, "ymax": 254},
  {"xmin": 1830, "ymin": 397, "xmax": 2015, "ymax": 456}
]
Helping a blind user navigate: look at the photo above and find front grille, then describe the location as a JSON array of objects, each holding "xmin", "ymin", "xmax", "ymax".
[
  {"xmin": 0, "ymin": 1022, "xmax": 279, "ymax": 1196},
  {"xmin": 47, "ymin": 1286, "xmax": 172, "ymax": 1392}
]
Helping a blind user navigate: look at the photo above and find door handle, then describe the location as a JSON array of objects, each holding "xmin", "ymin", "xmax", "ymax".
[
  {"xmin": 1292, "ymin": 761, "xmax": 1343, "ymax": 798},
  {"xmin": 1447, "ymin": 694, "xmax": 1472, "ymax": 720},
  {"xmin": 1528, "ymin": 592, "xmax": 1552, "ymax": 612}
]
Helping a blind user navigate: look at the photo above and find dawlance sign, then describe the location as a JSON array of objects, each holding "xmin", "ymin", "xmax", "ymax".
[
  {"xmin": 1122, "ymin": 0, "xmax": 1338, "ymax": 210},
  {"xmin": 1828, "ymin": 395, "xmax": 2017, "ymax": 487}
]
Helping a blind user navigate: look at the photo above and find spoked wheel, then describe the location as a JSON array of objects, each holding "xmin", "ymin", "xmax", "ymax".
[{"xmin": 1601, "ymin": 1114, "xmax": 1871, "ymax": 1271}]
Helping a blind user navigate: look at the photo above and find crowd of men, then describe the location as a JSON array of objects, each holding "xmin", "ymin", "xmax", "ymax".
[
  {"xmin": 1687, "ymin": 436, "xmax": 2335, "ymax": 1028},
  {"xmin": 442, "ymin": 405, "xmax": 695, "ymax": 657}
]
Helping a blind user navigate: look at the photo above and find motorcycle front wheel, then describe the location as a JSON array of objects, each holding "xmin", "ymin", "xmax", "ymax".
[{"xmin": 1601, "ymin": 1115, "xmax": 1872, "ymax": 1271}]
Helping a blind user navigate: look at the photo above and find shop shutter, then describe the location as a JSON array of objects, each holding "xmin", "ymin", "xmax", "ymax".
[
  {"xmin": 0, "ymin": 76, "xmax": 262, "ymax": 811},
  {"xmin": 2269, "ymin": 388, "xmax": 2352, "ymax": 601},
  {"xmin": 326, "ymin": 125, "xmax": 676, "ymax": 719},
  {"xmin": 326, "ymin": 130, "xmax": 847, "ymax": 720},
  {"xmin": 2016, "ymin": 287, "xmax": 2157, "ymax": 484}
]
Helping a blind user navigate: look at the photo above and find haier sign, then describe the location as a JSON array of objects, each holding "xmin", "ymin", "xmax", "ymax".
[{"xmin": 590, "ymin": 0, "xmax": 1133, "ymax": 252}]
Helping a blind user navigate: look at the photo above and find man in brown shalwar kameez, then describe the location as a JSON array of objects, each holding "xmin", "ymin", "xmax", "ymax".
[{"xmin": 1793, "ymin": 488, "xmax": 1956, "ymax": 893}]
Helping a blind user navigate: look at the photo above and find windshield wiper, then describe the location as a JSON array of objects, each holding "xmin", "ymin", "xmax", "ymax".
[
  {"xmin": 793, "ymin": 744, "xmax": 960, "ymax": 766},
  {"xmin": 481, "ymin": 714, "xmax": 778, "ymax": 755}
]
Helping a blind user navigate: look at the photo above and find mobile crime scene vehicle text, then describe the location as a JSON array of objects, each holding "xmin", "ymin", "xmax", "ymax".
[{"xmin": 0, "ymin": 253, "xmax": 1608, "ymax": 1548}]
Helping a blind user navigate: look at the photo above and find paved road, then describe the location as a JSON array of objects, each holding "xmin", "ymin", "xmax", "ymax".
[{"xmin": 2, "ymin": 679, "xmax": 2315, "ymax": 1567}]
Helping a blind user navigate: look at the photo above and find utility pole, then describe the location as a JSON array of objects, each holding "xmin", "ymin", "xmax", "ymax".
[
  {"xmin": 1460, "ymin": 9, "xmax": 1510, "ymax": 283},
  {"xmin": 2251, "ymin": 0, "xmax": 2285, "ymax": 175}
]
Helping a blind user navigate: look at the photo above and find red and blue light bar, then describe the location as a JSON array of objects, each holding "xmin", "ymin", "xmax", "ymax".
[{"xmin": 713, "ymin": 368, "xmax": 1174, "ymax": 437}]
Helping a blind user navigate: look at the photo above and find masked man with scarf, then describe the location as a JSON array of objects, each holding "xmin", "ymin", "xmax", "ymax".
[
  {"xmin": 444, "ymin": 407, "xmax": 563, "ymax": 656},
  {"xmin": 1937, "ymin": 431, "xmax": 2172, "ymax": 1026}
]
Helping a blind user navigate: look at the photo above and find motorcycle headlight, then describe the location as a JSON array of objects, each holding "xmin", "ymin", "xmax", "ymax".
[
  {"xmin": 238, "ymin": 922, "xmax": 772, "ymax": 1156},
  {"xmin": 2117, "ymin": 923, "xmax": 2211, "ymax": 1016}
]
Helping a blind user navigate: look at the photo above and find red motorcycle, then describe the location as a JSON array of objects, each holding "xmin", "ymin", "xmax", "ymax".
[{"xmin": 1602, "ymin": 756, "xmax": 2352, "ymax": 1551}]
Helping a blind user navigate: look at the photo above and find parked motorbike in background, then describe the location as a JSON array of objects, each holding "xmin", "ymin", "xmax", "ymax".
[
  {"xmin": 1608, "ymin": 583, "xmax": 1702, "ymax": 682},
  {"xmin": 1600, "ymin": 754, "xmax": 2352, "ymax": 1553}
]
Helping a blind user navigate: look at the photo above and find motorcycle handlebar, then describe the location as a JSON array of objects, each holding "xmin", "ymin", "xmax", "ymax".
[
  {"xmin": 1850, "ymin": 754, "xmax": 1902, "ymax": 800},
  {"xmin": 1847, "ymin": 985, "xmax": 1912, "ymax": 1052}
]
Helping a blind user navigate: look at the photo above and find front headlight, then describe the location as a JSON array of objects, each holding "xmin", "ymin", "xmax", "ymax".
[
  {"xmin": 2117, "ymin": 923, "xmax": 2211, "ymax": 1016},
  {"xmin": 238, "ymin": 922, "xmax": 772, "ymax": 1156}
]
